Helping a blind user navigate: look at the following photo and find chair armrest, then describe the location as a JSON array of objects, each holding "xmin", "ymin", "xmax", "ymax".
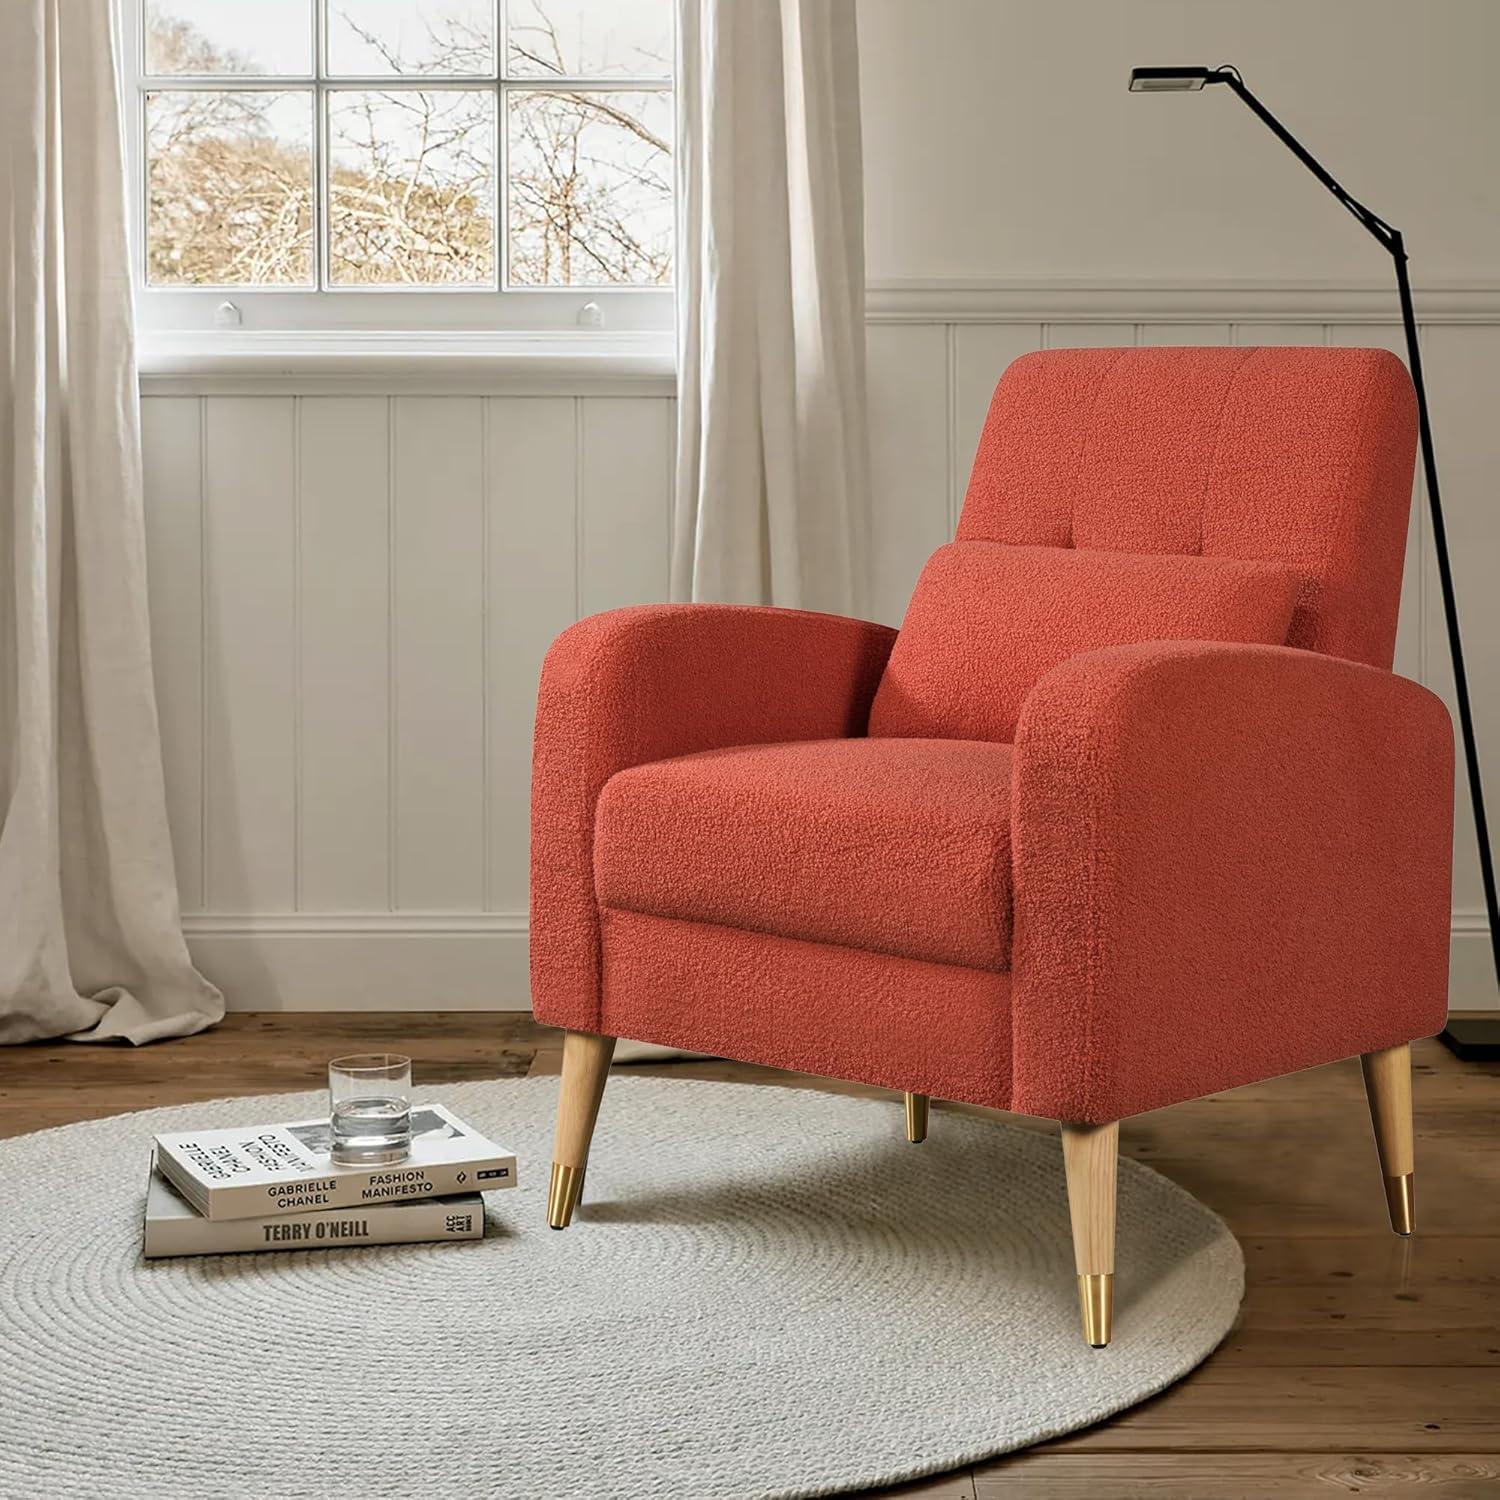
[
  {"xmin": 531, "ymin": 604, "xmax": 897, "ymax": 1031},
  {"xmin": 1010, "ymin": 641, "xmax": 1454, "ymax": 1123}
]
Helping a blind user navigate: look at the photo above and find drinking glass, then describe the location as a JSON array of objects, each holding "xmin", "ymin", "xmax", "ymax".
[{"xmin": 328, "ymin": 1053, "xmax": 413, "ymax": 1166}]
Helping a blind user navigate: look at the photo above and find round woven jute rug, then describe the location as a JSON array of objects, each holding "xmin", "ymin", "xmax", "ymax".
[{"xmin": 0, "ymin": 1075, "xmax": 1242, "ymax": 1500}]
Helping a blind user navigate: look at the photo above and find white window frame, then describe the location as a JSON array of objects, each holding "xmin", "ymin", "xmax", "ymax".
[{"xmin": 122, "ymin": 0, "xmax": 676, "ymax": 337}]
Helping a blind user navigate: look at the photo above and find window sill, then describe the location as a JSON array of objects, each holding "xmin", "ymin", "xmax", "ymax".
[{"xmin": 136, "ymin": 330, "xmax": 677, "ymax": 396}]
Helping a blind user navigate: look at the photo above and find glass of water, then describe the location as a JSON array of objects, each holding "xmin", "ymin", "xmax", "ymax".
[{"xmin": 328, "ymin": 1054, "xmax": 413, "ymax": 1167}]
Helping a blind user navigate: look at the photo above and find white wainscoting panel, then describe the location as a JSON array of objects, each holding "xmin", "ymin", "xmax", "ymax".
[
  {"xmin": 203, "ymin": 397, "xmax": 298, "ymax": 915},
  {"xmin": 866, "ymin": 322, "xmax": 949, "ymax": 626},
  {"xmin": 143, "ymin": 391, "xmax": 676, "ymax": 1009},
  {"xmin": 141, "ymin": 397, "xmax": 206, "ymax": 913},
  {"xmin": 485, "ymin": 398, "xmax": 580, "ymax": 920},
  {"xmin": 392, "ymin": 397, "xmax": 488, "ymax": 913},
  {"xmin": 1043, "ymin": 323, "xmax": 1134, "ymax": 350},
  {"xmin": 142, "ymin": 289, "xmax": 1497, "ymax": 1009},
  {"xmin": 1140, "ymin": 324, "xmax": 1233, "ymax": 347},
  {"xmin": 298, "ymin": 397, "xmax": 391, "ymax": 914},
  {"xmin": 1421, "ymin": 325, "xmax": 1500, "ymax": 1003},
  {"xmin": 578, "ymin": 398, "xmax": 674, "ymax": 614}
]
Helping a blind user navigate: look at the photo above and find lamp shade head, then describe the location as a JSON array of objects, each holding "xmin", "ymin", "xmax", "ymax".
[{"xmin": 1129, "ymin": 66, "xmax": 1218, "ymax": 92}]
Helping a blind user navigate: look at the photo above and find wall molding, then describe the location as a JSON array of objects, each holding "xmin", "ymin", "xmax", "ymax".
[
  {"xmin": 865, "ymin": 278, "xmax": 1500, "ymax": 326},
  {"xmin": 182, "ymin": 912, "xmax": 527, "ymax": 937},
  {"xmin": 136, "ymin": 279, "xmax": 1500, "ymax": 398},
  {"xmin": 184, "ymin": 912, "xmax": 529, "ymax": 1012},
  {"xmin": 139, "ymin": 330, "xmax": 676, "ymax": 397},
  {"xmin": 181, "ymin": 912, "xmax": 1494, "ymax": 1013},
  {"xmin": 1448, "ymin": 912, "xmax": 1498, "ymax": 1012}
]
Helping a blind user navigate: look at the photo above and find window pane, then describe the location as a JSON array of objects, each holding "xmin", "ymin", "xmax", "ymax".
[
  {"xmin": 507, "ymin": 90, "xmax": 672, "ymax": 287},
  {"xmin": 145, "ymin": 0, "xmax": 312, "ymax": 75},
  {"xmin": 327, "ymin": 90, "xmax": 496, "ymax": 286},
  {"xmin": 325, "ymin": 0, "xmax": 495, "ymax": 77},
  {"xmin": 507, "ymin": 0, "xmax": 672, "ymax": 79},
  {"xmin": 146, "ymin": 91, "xmax": 314, "ymax": 285}
]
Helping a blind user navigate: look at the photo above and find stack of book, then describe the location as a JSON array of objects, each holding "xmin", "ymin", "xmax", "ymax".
[{"xmin": 144, "ymin": 1103, "xmax": 517, "ymax": 1258}]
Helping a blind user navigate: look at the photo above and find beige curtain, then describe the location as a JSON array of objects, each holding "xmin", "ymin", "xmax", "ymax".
[
  {"xmin": 672, "ymin": 0, "xmax": 870, "ymax": 615},
  {"xmin": 0, "ymin": 0, "xmax": 223, "ymax": 1043}
]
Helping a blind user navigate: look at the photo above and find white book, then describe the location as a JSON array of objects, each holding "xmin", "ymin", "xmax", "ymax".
[
  {"xmin": 142, "ymin": 1166, "xmax": 485, "ymax": 1258},
  {"xmin": 153, "ymin": 1102, "xmax": 517, "ymax": 1221}
]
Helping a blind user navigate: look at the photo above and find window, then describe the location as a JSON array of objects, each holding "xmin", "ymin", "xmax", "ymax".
[{"xmin": 131, "ymin": 0, "xmax": 674, "ymax": 331}]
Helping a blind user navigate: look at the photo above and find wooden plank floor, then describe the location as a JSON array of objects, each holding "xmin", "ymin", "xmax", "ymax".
[{"xmin": 3, "ymin": 1017, "xmax": 1498, "ymax": 1498}]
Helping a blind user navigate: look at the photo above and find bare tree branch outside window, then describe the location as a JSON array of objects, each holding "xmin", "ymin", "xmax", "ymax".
[{"xmin": 142, "ymin": 0, "xmax": 673, "ymax": 291}]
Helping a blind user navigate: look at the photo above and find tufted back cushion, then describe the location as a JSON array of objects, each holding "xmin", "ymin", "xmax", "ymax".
[{"xmin": 957, "ymin": 346, "xmax": 1417, "ymax": 668}]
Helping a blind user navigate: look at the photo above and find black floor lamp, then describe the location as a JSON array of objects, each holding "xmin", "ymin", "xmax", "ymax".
[{"xmin": 1130, "ymin": 65, "xmax": 1500, "ymax": 1057}]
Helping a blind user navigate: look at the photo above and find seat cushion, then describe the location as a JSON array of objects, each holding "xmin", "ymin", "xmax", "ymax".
[
  {"xmin": 868, "ymin": 542, "xmax": 1303, "ymax": 743},
  {"xmin": 595, "ymin": 737, "xmax": 1015, "ymax": 972}
]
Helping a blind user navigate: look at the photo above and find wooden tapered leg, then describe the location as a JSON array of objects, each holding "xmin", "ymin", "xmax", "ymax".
[
  {"xmin": 1361, "ymin": 1042, "xmax": 1415, "ymax": 1235},
  {"xmin": 547, "ymin": 1031, "xmax": 616, "ymax": 1229},
  {"xmin": 904, "ymin": 1093, "xmax": 929, "ymax": 1144},
  {"xmin": 1061, "ymin": 1121, "xmax": 1119, "ymax": 1348}
]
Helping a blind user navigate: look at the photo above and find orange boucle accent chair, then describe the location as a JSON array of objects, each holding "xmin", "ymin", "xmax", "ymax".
[{"xmin": 531, "ymin": 347, "xmax": 1454, "ymax": 1347}]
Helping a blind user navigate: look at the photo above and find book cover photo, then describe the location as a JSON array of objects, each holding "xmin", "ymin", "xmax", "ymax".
[{"xmin": 154, "ymin": 1103, "xmax": 517, "ymax": 1221}]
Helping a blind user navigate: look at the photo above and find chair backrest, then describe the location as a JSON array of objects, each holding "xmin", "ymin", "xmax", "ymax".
[{"xmin": 958, "ymin": 346, "xmax": 1417, "ymax": 667}]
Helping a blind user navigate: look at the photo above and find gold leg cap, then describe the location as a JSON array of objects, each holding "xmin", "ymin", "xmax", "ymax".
[
  {"xmin": 1384, "ymin": 1172, "xmax": 1414, "ymax": 1236},
  {"xmin": 1078, "ymin": 1272, "xmax": 1114, "ymax": 1348},
  {"xmin": 547, "ymin": 1162, "xmax": 586, "ymax": 1229},
  {"xmin": 904, "ymin": 1093, "xmax": 930, "ymax": 1144}
]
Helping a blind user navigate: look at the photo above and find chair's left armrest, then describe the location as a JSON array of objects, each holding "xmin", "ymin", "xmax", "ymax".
[
  {"xmin": 1010, "ymin": 640, "xmax": 1454, "ymax": 1124},
  {"xmin": 531, "ymin": 603, "xmax": 898, "ymax": 1032}
]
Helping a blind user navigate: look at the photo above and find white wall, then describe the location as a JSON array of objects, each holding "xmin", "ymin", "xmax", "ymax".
[
  {"xmin": 140, "ymin": 1, "xmax": 1499, "ymax": 1010},
  {"xmin": 859, "ymin": 0, "xmax": 1500, "ymax": 285}
]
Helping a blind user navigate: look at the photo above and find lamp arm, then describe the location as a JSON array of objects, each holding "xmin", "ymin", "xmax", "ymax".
[{"xmin": 1217, "ymin": 72, "xmax": 1399, "ymax": 251}]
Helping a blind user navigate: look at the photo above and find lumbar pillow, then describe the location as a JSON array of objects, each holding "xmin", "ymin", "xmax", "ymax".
[{"xmin": 868, "ymin": 542, "xmax": 1303, "ymax": 742}]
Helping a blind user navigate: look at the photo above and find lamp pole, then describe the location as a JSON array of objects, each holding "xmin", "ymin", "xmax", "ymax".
[{"xmin": 1130, "ymin": 65, "xmax": 1500, "ymax": 1055}]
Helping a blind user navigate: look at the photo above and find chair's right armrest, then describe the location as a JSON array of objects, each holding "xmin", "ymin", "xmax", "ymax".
[
  {"xmin": 1009, "ymin": 640, "xmax": 1454, "ymax": 1124},
  {"xmin": 530, "ymin": 603, "xmax": 897, "ymax": 1033}
]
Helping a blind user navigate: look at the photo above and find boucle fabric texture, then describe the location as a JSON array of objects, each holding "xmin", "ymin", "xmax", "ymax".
[
  {"xmin": 531, "ymin": 347, "xmax": 1452, "ymax": 1123},
  {"xmin": 530, "ymin": 604, "xmax": 894, "ymax": 1035},
  {"xmin": 869, "ymin": 543, "xmax": 1301, "ymax": 742},
  {"xmin": 601, "ymin": 907, "xmax": 1013, "ymax": 1106},
  {"xmin": 0, "ymin": 1076, "xmax": 1245, "ymax": 1500},
  {"xmin": 597, "ymin": 738, "xmax": 1015, "ymax": 971},
  {"xmin": 1010, "ymin": 641, "xmax": 1453, "ymax": 1123},
  {"xmin": 959, "ymin": 346, "xmax": 1417, "ymax": 668}
]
